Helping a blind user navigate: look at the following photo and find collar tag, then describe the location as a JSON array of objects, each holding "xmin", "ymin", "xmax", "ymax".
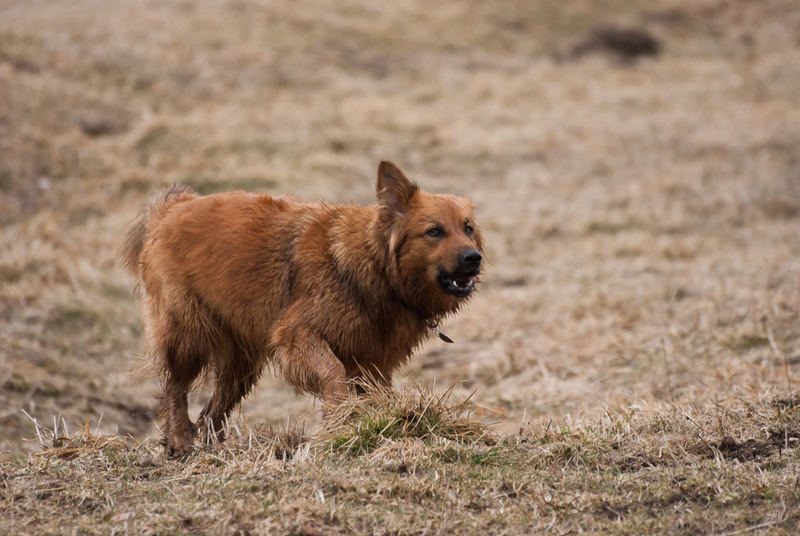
[{"xmin": 427, "ymin": 320, "xmax": 454, "ymax": 344}]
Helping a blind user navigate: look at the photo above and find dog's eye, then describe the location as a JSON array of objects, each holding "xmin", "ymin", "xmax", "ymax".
[
  {"xmin": 465, "ymin": 224, "xmax": 474, "ymax": 235},
  {"xmin": 426, "ymin": 227, "xmax": 443, "ymax": 238}
]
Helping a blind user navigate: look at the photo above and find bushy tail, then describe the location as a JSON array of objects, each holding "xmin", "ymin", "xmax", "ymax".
[{"xmin": 117, "ymin": 185, "xmax": 197, "ymax": 279}]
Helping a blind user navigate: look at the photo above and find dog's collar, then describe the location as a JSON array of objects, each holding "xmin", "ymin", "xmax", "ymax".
[
  {"xmin": 392, "ymin": 288, "xmax": 454, "ymax": 343},
  {"xmin": 391, "ymin": 288, "xmax": 454, "ymax": 343},
  {"xmin": 426, "ymin": 319, "xmax": 454, "ymax": 344}
]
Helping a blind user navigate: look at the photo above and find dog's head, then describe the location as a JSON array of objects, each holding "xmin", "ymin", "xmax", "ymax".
[{"xmin": 377, "ymin": 161, "xmax": 484, "ymax": 318}]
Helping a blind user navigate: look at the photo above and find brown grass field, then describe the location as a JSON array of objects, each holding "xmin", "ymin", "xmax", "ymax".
[{"xmin": 1, "ymin": 0, "xmax": 799, "ymax": 533}]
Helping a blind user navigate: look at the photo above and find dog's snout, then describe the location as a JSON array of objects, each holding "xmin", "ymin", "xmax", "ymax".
[{"xmin": 460, "ymin": 249, "xmax": 482, "ymax": 268}]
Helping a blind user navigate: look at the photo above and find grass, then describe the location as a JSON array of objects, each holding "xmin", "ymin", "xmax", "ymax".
[
  {"xmin": 2, "ymin": 386, "xmax": 799, "ymax": 534},
  {"xmin": 1, "ymin": 0, "xmax": 800, "ymax": 532},
  {"xmin": 322, "ymin": 384, "xmax": 490, "ymax": 456}
]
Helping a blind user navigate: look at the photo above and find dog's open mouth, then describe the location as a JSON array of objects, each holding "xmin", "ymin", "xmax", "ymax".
[{"xmin": 437, "ymin": 272, "xmax": 478, "ymax": 297}]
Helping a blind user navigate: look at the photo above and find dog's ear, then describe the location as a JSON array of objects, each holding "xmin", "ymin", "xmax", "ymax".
[{"xmin": 377, "ymin": 161, "xmax": 419, "ymax": 216}]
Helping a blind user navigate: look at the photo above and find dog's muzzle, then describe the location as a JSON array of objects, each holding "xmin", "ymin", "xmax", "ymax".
[{"xmin": 437, "ymin": 249, "xmax": 482, "ymax": 297}]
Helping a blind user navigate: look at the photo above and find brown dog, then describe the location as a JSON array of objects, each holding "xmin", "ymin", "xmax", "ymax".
[{"xmin": 119, "ymin": 161, "xmax": 483, "ymax": 457}]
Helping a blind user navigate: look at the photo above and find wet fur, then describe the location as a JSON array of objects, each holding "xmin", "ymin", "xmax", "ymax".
[{"xmin": 119, "ymin": 161, "xmax": 483, "ymax": 457}]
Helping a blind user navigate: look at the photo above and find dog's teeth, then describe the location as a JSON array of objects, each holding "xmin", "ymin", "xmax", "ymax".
[{"xmin": 451, "ymin": 277, "xmax": 475, "ymax": 290}]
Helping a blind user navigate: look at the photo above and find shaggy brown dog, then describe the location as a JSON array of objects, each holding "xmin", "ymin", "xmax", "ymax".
[{"xmin": 119, "ymin": 161, "xmax": 483, "ymax": 457}]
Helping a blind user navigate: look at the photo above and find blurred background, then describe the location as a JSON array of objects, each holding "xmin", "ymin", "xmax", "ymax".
[{"xmin": 1, "ymin": 0, "xmax": 799, "ymax": 451}]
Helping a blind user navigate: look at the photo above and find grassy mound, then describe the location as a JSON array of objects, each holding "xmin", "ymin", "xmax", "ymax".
[{"xmin": 321, "ymin": 383, "xmax": 492, "ymax": 456}]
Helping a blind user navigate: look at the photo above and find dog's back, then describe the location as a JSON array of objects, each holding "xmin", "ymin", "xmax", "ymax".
[{"xmin": 138, "ymin": 191, "xmax": 312, "ymax": 340}]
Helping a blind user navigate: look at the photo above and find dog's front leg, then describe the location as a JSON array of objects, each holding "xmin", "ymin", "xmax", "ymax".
[{"xmin": 272, "ymin": 324, "xmax": 348, "ymax": 410}]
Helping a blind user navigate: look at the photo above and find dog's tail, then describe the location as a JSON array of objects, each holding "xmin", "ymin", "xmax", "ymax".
[{"xmin": 117, "ymin": 185, "xmax": 197, "ymax": 280}]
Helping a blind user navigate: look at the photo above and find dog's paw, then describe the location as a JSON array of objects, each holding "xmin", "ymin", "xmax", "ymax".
[{"xmin": 163, "ymin": 436, "xmax": 194, "ymax": 459}]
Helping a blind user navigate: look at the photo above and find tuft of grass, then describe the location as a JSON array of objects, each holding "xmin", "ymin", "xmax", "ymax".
[
  {"xmin": 321, "ymin": 382, "xmax": 491, "ymax": 456},
  {"xmin": 729, "ymin": 334, "xmax": 771, "ymax": 354}
]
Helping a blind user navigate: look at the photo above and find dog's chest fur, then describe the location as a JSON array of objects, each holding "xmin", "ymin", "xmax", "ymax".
[{"xmin": 276, "ymin": 203, "xmax": 430, "ymax": 374}]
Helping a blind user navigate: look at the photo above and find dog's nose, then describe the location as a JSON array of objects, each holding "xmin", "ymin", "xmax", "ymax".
[{"xmin": 460, "ymin": 250, "xmax": 482, "ymax": 268}]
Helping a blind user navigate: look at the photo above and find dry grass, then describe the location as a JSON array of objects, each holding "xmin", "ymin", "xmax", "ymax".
[
  {"xmin": 1, "ymin": 0, "xmax": 800, "ymax": 532},
  {"xmin": 2, "ymin": 386, "xmax": 799, "ymax": 534},
  {"xmin": 321, "ymin": 383, "xmax": 491, "ymax": 456}
]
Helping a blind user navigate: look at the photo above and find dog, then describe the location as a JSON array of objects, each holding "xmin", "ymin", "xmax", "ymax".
[{"xmin": 119, "ymin": 161, "xmax": 484, "ymax": 457}]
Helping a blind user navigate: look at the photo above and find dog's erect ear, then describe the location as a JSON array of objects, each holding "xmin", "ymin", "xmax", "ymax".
[{"xmin": 377, "ymin": 161, "xmax": 419, "ymax": 216}]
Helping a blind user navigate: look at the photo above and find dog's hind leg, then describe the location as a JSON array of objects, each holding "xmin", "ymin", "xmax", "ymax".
[
  {"xmin": 159, "ymin": 354, "xmax": 204, "ymax": 457},
  {"xmin": 161, "ymin": 376, "xmax": 196, "ymax": 458},
  {"xmin": 272, "ymin": 324, "xmax": 348, "ymax": 410},
  {"xmin": 154, "ymin": 315, "xmax": 207, "ymax": 458},
  {"xmin": 197, "ymin": 347, "xmax": 264, "ymax": 444}
]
